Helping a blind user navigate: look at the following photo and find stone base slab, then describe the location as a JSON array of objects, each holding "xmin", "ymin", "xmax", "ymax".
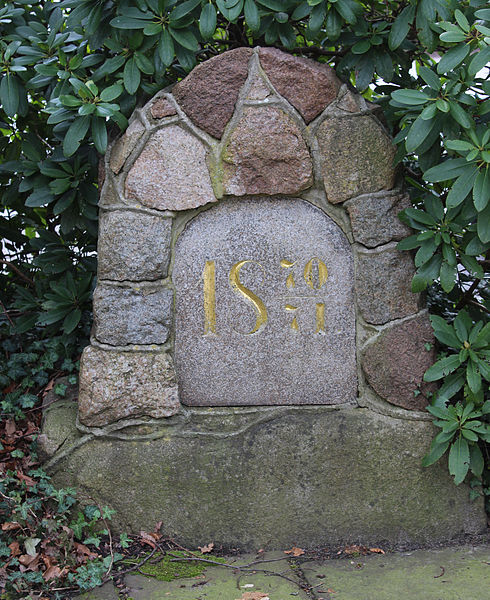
[{"xmin": 42, "ymin": 400, "xmax": 486, "ymax": 550}]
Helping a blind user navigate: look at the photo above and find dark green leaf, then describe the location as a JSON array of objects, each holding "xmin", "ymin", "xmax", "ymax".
[
  {"xmin": 406, "ymin": 115, "xmax": 435, "ymax": 153},
  {"xmin": 469, "ymin": 444, "xmax": 484, "ymax": 477},
  {"xmin": 200, "ymin": 3, "xmax": 217, "ymax": 38},
  {"xmin": 477, "ymin": 203, "xmax": 490, "ymax": 243},
  {"xmin": 169, "ymin": 27, "xmax": 199, "ymax": 51},
  {"xmin": 468, "ymin": 46, "xmax": 490, "ymax": 77},
  {"xmin": 424, "ymin": 355, "xmax": 462, "ymax": 381},
  {"xmin": 388, "ymin": 5, "xmax": 415, "ymax": 50},
  {"xmin": 391, "ymin": 89, "xmax": 431, "ymax": 106},
  {"xmin": 437, "ymin": 44, "xmax": 470, "ymax": 74},
  {"xmin": 100, "ymin": 84, "xmax": 123, "ymax": 102},
  {"xmin": 448, "ymin": 100, "xmax": 473, "ymax": 129},
  {"xmin": 244, "ymin": 0, "xmax": 260, "ymax": 32},
  {"xmin": 440, "ymin": 260, "xmax": 457, "ymax": 293},
  {"xmin": 123, "ymin": 58, "xmax": 140, "ymax": 95},
  {"xmin": 421, "ymin": 440, "xmax": 450, "ymax": 467},
  {"xmin": 158, "ymin": 29, "xmax": 175, "ymax": 66},
  {"xmin": 418, "ymin": 66, "xmax": 441, "ymax": 90},
  {"xmin": 0, "ymin": 74, "xmax": 19, "ymax": 116},
  {"xmin": 92, "ymin": 117, "xmax": 108, "ymax": 154},
  {"xmin": 446, "ymin": 166, "xmax": 478, "ymax": 209},
  {"xmin": 448, "ymin": 436, "xmax": 469, "ymax": 485},
  {"xmin": 473, "ymin": 167, "xmax": 489, "ymax": 212},
  {"xmin": 424, "ymin": 158, "xmax": 469, "ymax": 182}
]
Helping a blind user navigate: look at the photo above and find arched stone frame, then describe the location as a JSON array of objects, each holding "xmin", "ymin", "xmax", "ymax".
[{"xmin": 78, "ymin": 46, "xmax": 436, "ymax": 427}]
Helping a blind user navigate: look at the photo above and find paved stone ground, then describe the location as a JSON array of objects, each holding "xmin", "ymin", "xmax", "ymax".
[{"xmin": 80, "ymin": 545, "xmax": 489, "ymax": 600}]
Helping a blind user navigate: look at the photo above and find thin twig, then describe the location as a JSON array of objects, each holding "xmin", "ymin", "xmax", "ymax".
[
  {"xmin": 166, "ymin": 554, "xmax": 303, "ymax": 588},
  {"xmin": 110, "ymin": 545, "xmax": 160, "ymax": 578},
  {"xmin": 455, "ymin": 278, "xmax": 480, "ymax": 310},
  {"xmin": 0, "ymin": 259, "xmax": 34, "ymax": 286}
]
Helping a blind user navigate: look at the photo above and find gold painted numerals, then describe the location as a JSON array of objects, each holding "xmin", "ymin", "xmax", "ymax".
[
  {"xmin": 281, "ymin": 257, "xmax": 328, "ymax": 333},
  {"xmin": 202, "ymin": 258, "xmax": 328, "ymax": 335},
  {"xmin": 229, "ymin": 261, "xmax": 268, "ymax": 334},
  {"xmin": 203, "ymin": 260, "xmax": 216, "ymax": 335}
]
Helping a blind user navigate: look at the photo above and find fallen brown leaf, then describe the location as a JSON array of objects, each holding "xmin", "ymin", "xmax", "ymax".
[
  {"xmin": 198, "ymin": 542, "xmax": 214, "ymax": 554},
  {"xmin": 369, "ymin": 547, "xmax": 385, "ymax": 554},
  {"xmin": 43, "ymin": 565, "xmax": 64, "ymax": 581},
  {"xmin": 139, "ymin": 531, "xmax": 161, "ymax": 549},
  {"xmin": 74, "ymin": 542, "xmax": 98, "ymax": 559},
  {"xmin": 2, "ymin": 522, "xmax": 21, "ymax": 531},
  {"xmin": 19, "ymin": 554, "xmax": 38, "ymax": 566},
  {"xmin": 284, "ymin": 546, "xmax": 305, "ymax": 557},
  {"xmin": 8, "ymin": 541, "xmax": 20, "ymax": 557}
]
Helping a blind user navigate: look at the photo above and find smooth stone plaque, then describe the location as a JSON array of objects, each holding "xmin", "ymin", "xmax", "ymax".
[{"xmin": 173, "ymin": 198, "xmax": 356, "ymax": 406}]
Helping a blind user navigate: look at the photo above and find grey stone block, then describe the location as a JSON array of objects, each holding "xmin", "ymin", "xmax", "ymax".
[
  {"xmin": 98, "ymin": 210, "xmax": 172, "ymax": 281},
  {"xmin": 46, "ymin": 403, "xmax": 486, "ymax": 548},
  {"xmin": 78, "ymin": 346, "xmax": 179, "ymax": 426},
  {"xmin": 93, "ymin": 284, "xmax": 173, "ymax": 345},
  {"xmin": 345, "ymin": 190, "xmax": 412, "ymax": 248},
  {"xmin": 317, "ymin": 115, "xmax": 396, "ymax": 203},
  {"xmin": 355, "ymin": 244, "xmax": 420, "ymax": 325}
]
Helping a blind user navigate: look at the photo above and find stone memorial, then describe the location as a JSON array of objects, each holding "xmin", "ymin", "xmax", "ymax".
[{"xmin": 40, "ymin": 47, "xmax": 486, "ymax": 549}]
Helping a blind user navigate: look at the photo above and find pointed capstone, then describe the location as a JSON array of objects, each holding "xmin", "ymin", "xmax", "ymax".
[{"xmin": 221, "ymin": 107, "xmax": 312, "ymax": 196}]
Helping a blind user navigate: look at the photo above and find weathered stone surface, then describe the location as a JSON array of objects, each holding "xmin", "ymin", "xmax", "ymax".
[
  {"xmin": 317, "ymin": 116, "xmax": 396, "ymax": 203},
  {"xmin": 93, "ymin": 284, "xmax": 172, "ymax": 345},
  {"xmin": 109, "ymin": 119, "xmax": 145, "ymax": 174},
  {"xmin": 246, "ymin": 73, "xmax": 271, "ymax": 100},
  {"xmin": 259, "ymin": 48, "xmax": 341, "ymax": 123},
  {"xmin": 47, "ymin": 403, "xmax": 486, "ymax": 546},
  {"xmin": 125, "ymin": 126, "xmax": 216, "ymax": 211},
  {"xmin": 98, "ymin": 177, "xmax": 118, "ymax": 208},
  {"xmin": 98, "ymin": 210, "xmax": 172, "ymax": 281},
  {"xmin": 38, "ymin": 377, "xmax": 78, "ymax": 462},
  {"xmin": 173, "ymin": 198, "xmax": 356, "ymax": 406},
  {"xmin": 221, "ymin": 107, "xmax": 312, "ymax": 196},
  {"xmin": 78, "ymin": 346, "xmax": 179, "ymax": 426},
  {"xmin": 172, "ymin": 47, "xmax": 252, "ymax": 139},
  {"xmin": 337, "ymin": 89, "xmax": 362, "ymax": 113},
  {"xmin": 302, "ymin": 547, "xmax": 490, "ymax": 600},
  {"xmin": 345, "ymin": 190, "xmax": 412, "ymax": 247},
  {"xmin": 150, "ymin": 97, "xmax": 177, "ymax": 119},
  {"xmin": 362, "ymin": 313, "xmax": 436, "ymax": 410},
  {"xmin": 355, "ymin": 244, "xmax": 420, "ymax": 325}
]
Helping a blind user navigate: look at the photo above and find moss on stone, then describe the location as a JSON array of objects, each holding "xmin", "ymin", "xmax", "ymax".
[{"xmin": 136, "ymin": 551, "xmax": 226, "ymax": 582}]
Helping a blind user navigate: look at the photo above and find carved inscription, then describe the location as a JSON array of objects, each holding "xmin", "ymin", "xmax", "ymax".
[
  {"xmin": 173, "ymin": 198, "xmax": 356, "ymax": 407},
  {"xmin": 203, "ymin": 258, "xmax": 329, "ymax": 335}
]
